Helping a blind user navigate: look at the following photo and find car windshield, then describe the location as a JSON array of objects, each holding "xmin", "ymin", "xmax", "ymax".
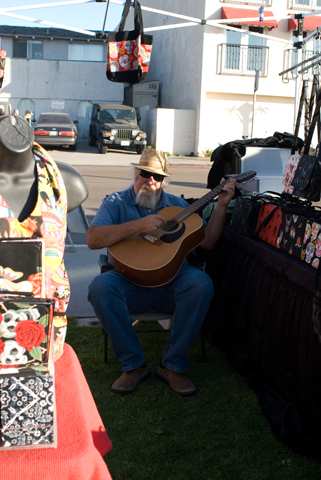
[
  {"xmin": 38, "ymin": 114, "xmax": 72, "ymax": 124},
  {"xmin": 100, "ymin": 108, "xmax": 137, "ymax": 124}
]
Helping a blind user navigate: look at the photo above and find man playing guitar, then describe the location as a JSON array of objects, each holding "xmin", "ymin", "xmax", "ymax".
[{"xmin": 87, "ymin": 148, "xmax": 235, "ymax": 396}]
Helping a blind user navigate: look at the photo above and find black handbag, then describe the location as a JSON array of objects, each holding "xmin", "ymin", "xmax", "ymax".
[
  {"xmin": 106, "ymin": 0, "xmax": 153, "ymax": 84},
  {"xmin": 291, "ymin": 149, "xmax": 321, "ymax": 201},
  {"xmin": 292, "ymin": 91, "xmax": 321, "ymax": 201}
]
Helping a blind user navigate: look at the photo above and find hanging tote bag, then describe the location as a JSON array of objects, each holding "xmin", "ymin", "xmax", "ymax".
[
  {"xmin": 291, "ymin": 91, "xmax": 321, "ymax": 202},
  {"xmin": 0, "ymin": 49, "xmax": 6, "ymax": 88},
  {"xmin": 106, "ymin": 0, "xmax": 153, "ymax": 84}
]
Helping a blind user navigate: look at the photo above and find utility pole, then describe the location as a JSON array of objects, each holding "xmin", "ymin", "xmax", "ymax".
[
  {"xmin": 251, "ymin": 69, "xmax": 260, "ymax": 138},
  {"xmin": 293, "ymin": 13, "xmax": 304, "ymax": 133}
]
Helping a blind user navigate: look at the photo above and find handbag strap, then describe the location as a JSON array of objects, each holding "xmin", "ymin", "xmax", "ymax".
[
  {"xmin": 134, "ymin": 0, "xmax": 144, "ymax": 35},
  {"xmin": 304, "ymin": 89, "xmax": 321, "ymax": 155},
  {"xmin": 118, "ymin": 0, "xmax": 144, "ymax": 34},
  {"xmin": 118, "ymin": 0, "xmax": 132, "ymax": 32}
]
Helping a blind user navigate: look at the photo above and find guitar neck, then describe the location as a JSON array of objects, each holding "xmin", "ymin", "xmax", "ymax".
[{"xmin": 174, "ymin": 184, "xmax": 223, "ymax": 223}]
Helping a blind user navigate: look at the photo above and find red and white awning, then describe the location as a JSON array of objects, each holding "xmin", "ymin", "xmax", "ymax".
[
  {"xmin": 288, "ymin": 16, "xmax": 321, "ymax": 32},
  {"xmin": 221, "ymin": 6, "xmax": 278, "ymax": 29}
]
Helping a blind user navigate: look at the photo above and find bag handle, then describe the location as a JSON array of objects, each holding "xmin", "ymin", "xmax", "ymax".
[
  {"xmin": 118, "ymin": 0, "xmax": 132, "ymax": 32},
  {"xmin": 118, "ymin": 0, "xmax": 144, "ymax": 35},
  {"xmin": 303, "ymin": 90, "xmax": 321, "ymax": 155},
  {"xmin": 134, "ymin": 0, "xmax": 144, "ymax": 35}
]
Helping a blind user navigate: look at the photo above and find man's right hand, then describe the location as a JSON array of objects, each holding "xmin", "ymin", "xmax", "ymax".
[{"xmin": 138, "ymin": 215, "xmax": 164, "ymax": 235}]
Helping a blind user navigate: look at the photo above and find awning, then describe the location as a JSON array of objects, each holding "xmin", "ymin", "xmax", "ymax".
[
  {"xmin": 221, "ymin": 6, "xmax": 278, "ymax": 29},
  {"xmin": 288, "ymin": 16, "xmax": 321, "ymax": 32}
]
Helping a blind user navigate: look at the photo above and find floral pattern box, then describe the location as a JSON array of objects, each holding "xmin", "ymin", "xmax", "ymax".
[
  {"xmin": 0, "ymin": 296, "xmax": 54, "ymax": 375},
  {"xmin": 0, "ymin": 239, "xmax": 44, "ymax": 297}
]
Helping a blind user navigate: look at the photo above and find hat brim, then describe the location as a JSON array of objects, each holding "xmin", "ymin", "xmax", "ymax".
[{"xmin": 131, "ymin": 163, "xmax": 169, "ymax": 177}]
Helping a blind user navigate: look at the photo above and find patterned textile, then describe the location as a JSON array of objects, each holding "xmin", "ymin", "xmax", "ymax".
[
  {"xmin": 282, "ymin": 152, "xmax": 301, "ymax": 194},
  {"xmin": 0, "ymin": 49, "xmax": 6, "ymax": 88},
  {"xmin": 108, "ymin": 37, "xmax": 152, "ymax": 75},
  {"xmin": 277, "ymin": 213, "xmax": 307, "ymax": 259},
  {"xmin": 0, "ymin": 373, "xmax": 56, "ymax": 449},
  {"xmin": 0, "ymin": 143, "xmax": 69, "ymax": 360},
  {"xmin": 256, "ymin": 204, "xmax": 283, "ymax": 248},
  {"xmin": 0, "ymin": 297, "xmax": 54, "ymax": 374},
  {"xmin": 301, "ymin": 220, "xmax": 321, "ymax": 269},
  {"xmin": 230, "ymin": 195, "xmax": 260, "ymax": 237}
]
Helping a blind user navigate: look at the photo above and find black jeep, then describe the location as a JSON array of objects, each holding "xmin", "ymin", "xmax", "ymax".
[{"xmin": 89, "ymin": 103, "xmax": 147, "ymax": 154}]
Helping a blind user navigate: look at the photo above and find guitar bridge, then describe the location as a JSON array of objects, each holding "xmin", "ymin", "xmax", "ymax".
[{"xmin": 143, "ymin": 234, "xmax": 159, "ymax": 244}]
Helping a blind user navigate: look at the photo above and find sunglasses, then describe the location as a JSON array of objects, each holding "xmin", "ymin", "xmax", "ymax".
[{"xmin": 139, "ymin": 169, "xmax": 165, "ymax": 182}]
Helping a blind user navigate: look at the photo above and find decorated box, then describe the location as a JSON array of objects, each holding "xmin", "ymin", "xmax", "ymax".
[
  {"xmin": 0, "ymin": 372, "xmax": 57, "ymax": 449},
  {"xmin": 0, "ymin": 239, "xmax": 44, "ymax": 297},
  {"xmin": 0, "ymin": 297, "xmax": 54, "ymax": 375}
]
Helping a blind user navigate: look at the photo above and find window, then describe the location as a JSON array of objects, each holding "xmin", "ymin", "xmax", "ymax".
[
  {"xmin": 247, "ymin": 28, "xmax": 267, "ymax": 72},
  {"xmin": 13, "ymin": 40, "xmax": 27, "ymax": 58},
  {"xmin": 13, "ymin": 39, "xmax": 43, "ymax": 59},
  {"xmin": 29, "ymin": 41, "xmax": 43, "ymax": 60},
  {"xmin": 68, "ymin": 43, "xmax": 104, "ymax": 62},
  {"xmin": 100, "ymin": 108, "xmax": 137, "ymax": 124},
  {"xmin": 290, "ymin": 0, "xmax": 321, "ymax": 8},
  {"xmin": 225, "ymin": 29, "xmax": 242, "ymax": 70},
  {"xmin": 222, "ymin": 27, "xmax": 268, "ymax": 75}
]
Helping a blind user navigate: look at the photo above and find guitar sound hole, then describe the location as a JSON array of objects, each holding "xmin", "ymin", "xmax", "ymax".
[
  {"xmin": 160, "ymin": 223, "xmax": 185, "ymax": 243},
  {"xmin": 162, "ymin": 220, "xmax": 179, "ymax": 232}
]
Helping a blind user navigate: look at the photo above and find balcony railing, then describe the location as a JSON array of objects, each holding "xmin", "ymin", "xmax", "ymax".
[
  {"xmin": 282, "ymin": 49, "xmax": 321, "ymax": 81},
  {"xmin": 220, "ymin": 0, "xmax": 272, "ymax": 6},
  {"xmin": 217, "ymin": 43, "xmax": 269, "ymax": 76}
]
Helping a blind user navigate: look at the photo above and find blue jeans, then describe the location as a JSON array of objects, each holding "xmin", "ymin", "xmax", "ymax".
[{"xmin": 88, "ymin": 263, "xmax": 214, "ymax": 373}]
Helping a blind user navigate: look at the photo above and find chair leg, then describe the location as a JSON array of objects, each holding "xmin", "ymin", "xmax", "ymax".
[{"xmin": 103, "ymin": 331, "xmax": 109, "ymax": 364}]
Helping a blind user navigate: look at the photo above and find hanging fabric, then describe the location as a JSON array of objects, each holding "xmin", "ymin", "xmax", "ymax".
[
  {"xmin": 106, "ymin": 0, "xmax": 153, "ymax": 84},
  {"xmin": 0, "ymin": 49, "xmax": 6, "ymax": 88}
]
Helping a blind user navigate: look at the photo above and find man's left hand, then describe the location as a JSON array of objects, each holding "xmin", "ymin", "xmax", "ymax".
[{"xmin": 217, "ymin": 178, "xmax": 236, "ymax": 208}]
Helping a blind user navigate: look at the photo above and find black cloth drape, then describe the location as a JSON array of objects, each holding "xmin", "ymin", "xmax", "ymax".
[{"xmin": 205, "ymin": 227, "xmax": 321, "ymax": 455}]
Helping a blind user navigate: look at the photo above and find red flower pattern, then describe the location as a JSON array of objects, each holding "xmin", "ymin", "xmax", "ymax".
[{"xmin": 16, "ymin": 320, "xmax": 45, "ymax": 351}]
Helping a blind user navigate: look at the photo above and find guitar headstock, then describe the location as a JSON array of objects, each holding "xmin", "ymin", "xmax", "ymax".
[{"xmin": 224, "ymin": 170, "xmax": 257, "ymax": 184}]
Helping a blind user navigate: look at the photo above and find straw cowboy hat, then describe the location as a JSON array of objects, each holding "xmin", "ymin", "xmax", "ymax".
[{"xmin": 131, "ymin": 148, "xmax": 169, "ymax": 177}]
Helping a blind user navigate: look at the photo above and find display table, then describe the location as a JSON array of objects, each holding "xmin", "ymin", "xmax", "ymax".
[
  {"xmin": 205, "ymin": 226, "xmax": 321, "ymax": 449},
  {"xmin": 0, "ymin": 344, "xmax": 112, "ymax": 480}
]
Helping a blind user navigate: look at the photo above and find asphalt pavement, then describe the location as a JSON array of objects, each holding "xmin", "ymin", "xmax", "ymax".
[{"xmin": 49, "ymin": 142, "xmax": 211, "ymax": 168}]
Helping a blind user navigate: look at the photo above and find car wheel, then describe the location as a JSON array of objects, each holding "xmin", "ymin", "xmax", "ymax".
[
  {"xmin": 136, "ymin": 145, "xmax": 144, "ymax": 155},
  {"xmin": 98, "ymin": 142, "xmax": 108, "ymax": 154},
  {"xmin": 69, "ymin": 143, "xmax": 77, "ymax": 151}
]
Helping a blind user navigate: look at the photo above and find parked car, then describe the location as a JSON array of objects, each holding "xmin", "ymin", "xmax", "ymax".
[
  {"xmin": 33, "ymin": 112, "xmax": 78, "ymax": 150},
  {"xmin": 89, "ymin": 103, "xmax": 147, "ymax": 154}
]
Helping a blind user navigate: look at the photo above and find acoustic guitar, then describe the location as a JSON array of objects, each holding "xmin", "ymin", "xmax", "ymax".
[{"xmin": 109, "ymin": 170, "xmax": 256, "ymax": 287}]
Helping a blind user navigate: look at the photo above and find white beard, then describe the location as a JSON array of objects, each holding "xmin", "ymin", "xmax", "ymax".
[{"xmin": 136, "ymin": 186, "xmax": 161, "ymax": 210}]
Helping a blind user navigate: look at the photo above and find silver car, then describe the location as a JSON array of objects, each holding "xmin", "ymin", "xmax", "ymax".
[{"xmin": 33, "ymin": 112, "xmax": 78, "ymax": 150}]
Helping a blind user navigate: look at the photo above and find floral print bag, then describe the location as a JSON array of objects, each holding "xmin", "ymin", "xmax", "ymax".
[{"xmin": 106, "ymin": 0, "xmax": 153, "ymax": 84}]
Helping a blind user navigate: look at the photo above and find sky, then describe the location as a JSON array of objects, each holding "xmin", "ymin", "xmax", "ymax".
[{"xmin": 0, "ymin": 0, "xmax": 124, "ymax": 33}]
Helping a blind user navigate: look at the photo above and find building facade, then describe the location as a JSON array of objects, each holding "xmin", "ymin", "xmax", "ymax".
[
  {"xmin": 1, "ymin": 1, "xmax": 321, "ymax": 151},
  {"xmin": 0, "ymin": 25, "xmax": 123, "ymax": 139},
  {"xmin": 142, "ymin": 0, "xmax": 321, "ymax": 154}
]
